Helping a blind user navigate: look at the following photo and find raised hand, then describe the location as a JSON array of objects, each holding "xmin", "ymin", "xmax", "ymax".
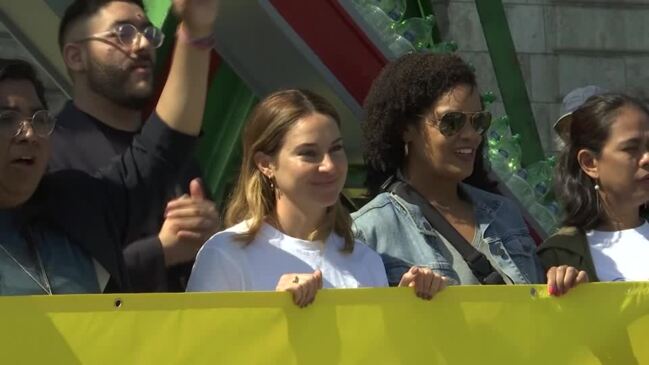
[
  {"xmin": 159, "ymin": 178, "xmax": 220, "ymax": 266},
  {"xmin": 173, "ymin": 0, "xmax": 220, "ymax": 37}
]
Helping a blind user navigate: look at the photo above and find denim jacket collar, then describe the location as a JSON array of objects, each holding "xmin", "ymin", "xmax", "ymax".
[
  {"xmin": 386, "ymin": 182, "xmax": 502, "ymax": 239},
  {"xmin": 463, "ymin": 184, "xmax": 503, "ymax": 237}
]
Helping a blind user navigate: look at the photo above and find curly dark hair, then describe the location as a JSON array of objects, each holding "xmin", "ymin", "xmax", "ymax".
[{"xmin": 362, "ymin": 52, "xmax": 496, "ymax": 196}]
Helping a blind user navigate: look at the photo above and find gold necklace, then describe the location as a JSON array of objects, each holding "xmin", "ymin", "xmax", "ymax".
[{"xmin": 0, "ymin": 242, "xmax": 53, "ymax": 295}]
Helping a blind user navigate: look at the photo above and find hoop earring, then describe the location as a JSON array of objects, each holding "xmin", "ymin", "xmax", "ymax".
[{"xmin": 404, "ymin": 142, "xmax": 409, "ymax": 157}]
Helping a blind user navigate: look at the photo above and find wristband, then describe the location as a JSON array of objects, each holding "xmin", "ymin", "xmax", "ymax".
[{"xmin": 176, "ymin": 24, "xmax": 216, "ymax": 49}]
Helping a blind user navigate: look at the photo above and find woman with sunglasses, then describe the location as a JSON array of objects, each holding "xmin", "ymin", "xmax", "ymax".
[{"xmin": 353, "ymin": 53, "xmax": 585, "ymax": 295}]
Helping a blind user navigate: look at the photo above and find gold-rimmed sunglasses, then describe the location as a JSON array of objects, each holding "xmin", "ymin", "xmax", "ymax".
[{"xmin": 425, "ymin": 111, "xmax": 492, "ymax": 137}]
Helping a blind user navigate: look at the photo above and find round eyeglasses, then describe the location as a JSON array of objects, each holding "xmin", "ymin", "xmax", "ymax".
[
  {"xmin": 0, "ymin": 110, "xmax": 56, "ymax": 138},
  {"xmin": 77, "ymin": 23, "xmax": 165, "ymax": 49}
]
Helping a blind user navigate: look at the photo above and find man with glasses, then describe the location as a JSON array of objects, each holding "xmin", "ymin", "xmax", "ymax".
[
  {"xmin": 0, "ymin": 0, "xmax": 218, "ymax": 295},
  {"xmin": 52, "ymin": 0, "xmax": 219, "ymax": 292}
]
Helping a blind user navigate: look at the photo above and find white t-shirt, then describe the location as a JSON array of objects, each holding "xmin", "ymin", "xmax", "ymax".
[
  {"xmin": 186, "ymin": 221, "xmax": 388, "ymax": 291},
  {"xmin": 586, "ymin": 221, "xmax": 649, "ymax": 281}
]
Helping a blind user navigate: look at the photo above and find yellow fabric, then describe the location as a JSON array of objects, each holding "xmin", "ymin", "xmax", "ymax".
[{"xmin": 1, "ymin": 284, "xmax": 648, "ymax": 364}]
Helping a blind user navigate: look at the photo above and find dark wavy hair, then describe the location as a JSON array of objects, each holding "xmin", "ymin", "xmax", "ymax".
[
  {"xmin": 556, "ymin": 93, "xmax": 649, "ymax": 230},
  {"xmin": 362, "ymin": 52, "xmax": 496, "ymax": 196}
]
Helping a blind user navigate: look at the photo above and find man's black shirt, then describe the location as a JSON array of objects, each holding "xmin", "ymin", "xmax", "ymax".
[{"xmin": 49, "ymin": 102, "xmax": 203, "ymax": 292}]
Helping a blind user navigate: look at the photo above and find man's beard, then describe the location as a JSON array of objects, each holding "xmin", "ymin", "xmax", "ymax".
[{"xmin": 86, "ymin": 57, "xmax": 154, "ymax": 110}]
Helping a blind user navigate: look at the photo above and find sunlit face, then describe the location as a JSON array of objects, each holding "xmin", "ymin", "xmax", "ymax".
[
  {"xmin": 74, "ymin": 1, "xmax": 156, "ymax": 109},
  {"xmin": 585, "ymin": 105, "xmax": 649, "ymax": 208},
  {"xmin": 0, "ymin": 79, "xmax": 50, "ymax": 208},
  {"xmin": 260, "ymin": 113, "xmax": 348, "ymax": 214},
  {"xmin": 404, "ymin": 83, "xmax": 483, "ymax": 182}
]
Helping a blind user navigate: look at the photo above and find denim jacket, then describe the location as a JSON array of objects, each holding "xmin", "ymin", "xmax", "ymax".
[{"xmin": 351, "ymin": 183, "xmax": 544, "ymax": 286}]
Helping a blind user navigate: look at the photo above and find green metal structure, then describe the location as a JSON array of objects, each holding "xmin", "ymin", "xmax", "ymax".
[
  {"xmin": 1, "ymin": 0, "xmax": 544, "ymax": 207},
  {"xmin": 144, "ymin": 0, "xmax": 258, "ymax": 205},
  {"xmin": 144, "ymin": 0, "xmax": 545, "ymax": 206},
  {"xmin": 474, "ymin": 0, "xmax": 543, "ymax": 166}
]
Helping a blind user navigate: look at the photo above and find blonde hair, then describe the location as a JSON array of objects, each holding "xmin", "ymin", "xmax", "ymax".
[{"xmin": 225, "ymin": 89, "xmax": 354, "ymax": 252}]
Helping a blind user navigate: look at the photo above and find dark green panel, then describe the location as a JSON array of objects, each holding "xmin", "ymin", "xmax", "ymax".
[
  {"xmin": 197, "ymin": 64, "xmax": 258, "ymax": 204},
  {"xmin": 144, "ymin": 2, "xmax": 257, "ymax": 205},
  {"xmin": 474, "ymin": 0, "xmax": 544, "ymax": 166}
]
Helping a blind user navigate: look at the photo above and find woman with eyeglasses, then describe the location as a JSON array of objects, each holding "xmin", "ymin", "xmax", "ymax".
[
  {"xmin": 352, "ymin": 53, "xmax": 586, "ymax": 295},
  {"xmin": 0, "ymin": 0, "xmax": 218, "ymax": 296}
]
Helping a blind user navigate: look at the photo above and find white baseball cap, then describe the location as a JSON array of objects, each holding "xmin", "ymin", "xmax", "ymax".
[{"xmin": 554, "ymin": 85, "xmax": 608, "ymax": 142}]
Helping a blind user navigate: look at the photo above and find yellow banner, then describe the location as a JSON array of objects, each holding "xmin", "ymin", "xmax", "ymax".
[{"xmin": 1, "ymin": 283, "xmax": 648, "ymax": 364}]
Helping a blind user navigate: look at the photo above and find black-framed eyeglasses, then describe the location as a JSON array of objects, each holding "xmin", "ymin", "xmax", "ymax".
[
  {"xmin": 0, "ymin": 110, "xmax": 56, "ymax": 138},
  {"xmin": 426, "ymin": 111, "xmax": 492, "ymax": 137},
  {"xmin": 76, "ymin": 23, "xmax": 165, "ymax": 49}
]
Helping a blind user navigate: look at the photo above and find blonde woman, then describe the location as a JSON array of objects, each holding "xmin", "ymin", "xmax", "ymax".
[{"xmin": 186, "ymin": 89, "xmax": 443, "ymax": 306}]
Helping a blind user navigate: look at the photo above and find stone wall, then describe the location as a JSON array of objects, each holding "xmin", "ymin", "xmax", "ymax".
[{"xmin": 432, "ymin": 0, "xmax": 649, "ymax": 153}]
